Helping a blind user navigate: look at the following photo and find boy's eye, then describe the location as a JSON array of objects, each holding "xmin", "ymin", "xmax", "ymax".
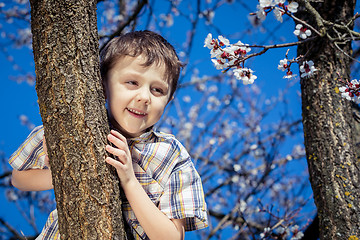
[
  {"xmin": 126, "ymin": 81, "xmax": 137, "ymax": 85},
  {"xmin": 152, "ymin": 87, "xmax": 165, "ymax": 95}
]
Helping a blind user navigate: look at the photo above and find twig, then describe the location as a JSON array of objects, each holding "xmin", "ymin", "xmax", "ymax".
[
  {"xmin": 99, "ymin": 0, "xmax": 148, "ymax": 52},
  {"xmin": 333, "ymin": 42, "xmax": 360, "ymax": 64},
  {"xmin": 0, "ymin": 217, "xmax": 30, "ymax": 240},
  {"xmin": 0, "ymin": 170, "xmax": 11, "ymax": 180}
]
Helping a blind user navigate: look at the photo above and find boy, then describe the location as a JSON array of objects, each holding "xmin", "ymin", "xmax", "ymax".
[{"xmin": 9, "ymin": 30, "xmax": 208, "ymax": 239}]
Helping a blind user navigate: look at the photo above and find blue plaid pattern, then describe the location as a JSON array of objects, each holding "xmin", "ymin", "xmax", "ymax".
[{"xmin": 9, "ymin": 125, "xmax": 208, "ymax": 239}]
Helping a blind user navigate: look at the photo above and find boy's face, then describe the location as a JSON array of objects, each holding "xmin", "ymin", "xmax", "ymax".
[{"xmin": 105, "ymin": 56, "xmax": 171, "ymax": 138}]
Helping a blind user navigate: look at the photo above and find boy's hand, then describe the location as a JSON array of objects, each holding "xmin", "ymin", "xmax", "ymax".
[{"xmin": 105, "ymin": 130, "xmax": 136, "ymax": 186}]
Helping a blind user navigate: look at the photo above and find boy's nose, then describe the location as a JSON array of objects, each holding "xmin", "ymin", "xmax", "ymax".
[{"xmin": 136, "ymin": 88, "xmax": 151, "ymax": 104}]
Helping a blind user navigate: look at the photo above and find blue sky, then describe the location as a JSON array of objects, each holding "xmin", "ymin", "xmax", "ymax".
[{"xmin": 0, "ymin": 0, "xmax": 332, "ymax": 238}]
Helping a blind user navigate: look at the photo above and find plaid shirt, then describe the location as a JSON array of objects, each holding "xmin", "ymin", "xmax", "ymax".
[{"xmin": 9, "ymin": 125, "xmax": 208, "ymax": 239}]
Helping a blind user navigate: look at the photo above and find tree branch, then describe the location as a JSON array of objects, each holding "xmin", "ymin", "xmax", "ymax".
[
  {"xmin": 0, "ymin": 170, "xmax": 11, "ymax": 180},
  {"xmin": 0, "ymin": 217, "xmax": 36, "ymax": 240},
  {"xmin": 99, "ymin": 0, "xmax": 148, "ymax": 51}
]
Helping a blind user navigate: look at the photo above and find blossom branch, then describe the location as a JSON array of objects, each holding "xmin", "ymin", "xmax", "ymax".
[
  {"xmin": 297, "ymin": 0, "xmax": 326, "ymax": 36},
  {"xmin": 286, "ymin": 11, "xmax": 323, "ymax": 36}
]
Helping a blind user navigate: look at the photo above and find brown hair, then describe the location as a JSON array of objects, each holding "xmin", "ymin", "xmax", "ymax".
[{"xmin": 100, "ymin": 30, "xmax": 183, "ymax": 100}]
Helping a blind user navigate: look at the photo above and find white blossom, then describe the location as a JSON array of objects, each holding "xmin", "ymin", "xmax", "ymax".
[
  {"xmin": 273, "ymin": 7, "xmax": 284, "ymax": 22},
  {"xmin": 274, "ymin": 0, "xmax": 285, "ymax": 4},
  {"xmin": 211, "ymin": 58, "xmax": 226, "ymax": 70},
  {"xmin": 210, "ymin": 48, "xmax": 222, "ymax": 58},
  {"xmin": 278, "ymin": 58, "xmax": 288, "ymax": 71},
  {"xmin": 290, "ymin": 225, "xmax": 304, "ymax": 240},
  {"xmin": 234, "ymin": 164, "xmax": 241, "ymax": 172},
  {"xmin": 218, "ymin": 35, "xmax": 230, "ymax": 46},
  {"xmin": 204, "ymin": 33, "xmax": 214, "ymax": 49},
  {"xmin": 293, "ymin": 24, "xmax": 311, "ymax": 39},
  {"xmin": 339, "ymin": 79, "xmax": 360, "ymax": 103},
  {"xmin": 339, "ymin": 86, "xmax": 352, "ymax": 100},
  {"xmin": 259, "ymin": 0, "xmax": 274, "ymax": 8},
  {"xmin": 159, "ymin": 13, "xmax": 174, "ymax": 27},
  {"xmin": 256, "ymin": 5, "xmax": 267, "ymax": 20},
  {"xmin": 233, "ymin": 68, "xmax": 257, "ymax": 84},
  {"xmin": 182, "ymin": 95, "xmax": 191, "ymax": 103},
  {"xmin": 287, "ymin": 2, "xmax": 299, "ymax": 13},
  {"xmin": 299, "ymin": 60, "xmax": 317, "ymax": 78},
  {"xmin": 260, "ymin": 227, "xmax": 271, "ymax": 239},
  {"xmin": 283, "ymin": 71, "xmax": 297, "ymax": 79},
  {"xmin": 277, "ymin": 226, "xmax": 290, "ymax": 237},
  {"xmin": 239, "ymin": 199, "xmax": 247, "ymax": 212}
]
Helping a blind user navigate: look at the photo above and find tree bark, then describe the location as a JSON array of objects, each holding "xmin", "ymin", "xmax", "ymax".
[
  {"xmin": 297, "ymin": 0, "xmax": 360, "ymax": 239},
  {"xmin": 30, "ymin": 0, "xmax": 126, "ymax": 239}
]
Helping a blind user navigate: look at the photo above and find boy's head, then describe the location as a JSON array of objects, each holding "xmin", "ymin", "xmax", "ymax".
[
  {"xmin": 100, "ymin": 30, "xmax": 182, "ymax": 101},
  {"xmin": 100, "ymin": 30, "xmax": 182, "ymax": 138}
]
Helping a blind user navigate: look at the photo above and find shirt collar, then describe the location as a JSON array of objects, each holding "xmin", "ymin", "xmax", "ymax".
[{"xmin": 128, "ymin": 129, "xmax": 171, "ymax": 143}]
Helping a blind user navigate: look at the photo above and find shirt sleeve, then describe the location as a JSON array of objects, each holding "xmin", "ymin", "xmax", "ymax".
[
  {"xmin": 8, "ymin": 125, "xmax": 46, "ymax": 170},
  {"xmin": 159, "ymin": 156, "xmax": 208, "ymax": 231}
]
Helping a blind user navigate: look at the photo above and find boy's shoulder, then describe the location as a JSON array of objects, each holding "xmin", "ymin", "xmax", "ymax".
[
  {"xmin": 9, "ymin": 125, "xmax": 46, "ymax": 170},
  {"xmin": 152, "ymin": 130, "xmax": 176, "ymax": 141},
  {"xmin": 147, "ymin": 130, "xmax": 184, "ymax": 146}
]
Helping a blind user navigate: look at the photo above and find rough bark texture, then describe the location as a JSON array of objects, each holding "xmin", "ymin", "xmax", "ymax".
[
  {"xmin": 30, "ymin": 0, "xmax": 126, "ymax": 239},
  {"xmin": 297, "ymin": 0, "xmax": 360, "ymax": 239}
]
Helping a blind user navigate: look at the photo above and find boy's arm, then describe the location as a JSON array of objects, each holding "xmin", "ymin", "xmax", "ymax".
[
  {"xmin": 122, "ymin": 178, "xmax": 185, "ymax": 240},
  {"xmin": 11, "ymin": 134, "xmax": 53, "ymax": 192},
  {"xmin": 105, "ymin": 130, "xmax": 185, "ymax": 240},
  {"xmin": 11, "ymin": 168, "xmax": 53, "ymax": 191}
]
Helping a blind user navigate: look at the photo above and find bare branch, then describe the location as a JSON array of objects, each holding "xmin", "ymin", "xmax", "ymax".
[
  {"xmin": 0, "ymin": 217, "xmax": 36, "ymax": 240},
  {"xmin": 99, "ymin": 0, "xmax": 148, "ymax": 51}
]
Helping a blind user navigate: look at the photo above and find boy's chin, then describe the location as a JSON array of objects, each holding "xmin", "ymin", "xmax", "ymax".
[
  {"xmin": 109, "ymin": 120, "xmax": 153, "ymax": 138},
  {"xmin": 114, "ymin": 126, "xmax": 145, "ymax": 138}
]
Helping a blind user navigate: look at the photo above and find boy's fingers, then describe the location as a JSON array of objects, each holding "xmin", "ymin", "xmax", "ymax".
[
  {"xmin": 110, "ymin": 130, "xmax": 126, "ymax": 142},
  {"xmin": 105, "ymin": 157, "xmax": 121, "ymax": 167},
  {"xmin": 107, "ymin": 134, "xmax": 126, "ymax": 150},
  {"xmin": 107, "ymin": 133, "xmax": 130, "ymax": 156},
  {"xmin": 105, "ymin": 145, "xmax": 127, "ymax": 163}
]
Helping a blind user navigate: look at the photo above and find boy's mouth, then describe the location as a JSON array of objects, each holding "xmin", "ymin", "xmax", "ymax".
[{"xmin": 127, "ymin": 108, "xmax": 147, "ymax": 117}]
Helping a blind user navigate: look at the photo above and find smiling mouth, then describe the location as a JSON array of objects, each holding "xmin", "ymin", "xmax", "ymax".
[{"xmin": 127, "ymin": 108, "xmax": 147, "ymax": 117}]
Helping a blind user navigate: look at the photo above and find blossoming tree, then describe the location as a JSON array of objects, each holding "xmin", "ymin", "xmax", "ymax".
[{"xmin": 204, "ymin": 0, "xmax": 360, "ymax": 239}]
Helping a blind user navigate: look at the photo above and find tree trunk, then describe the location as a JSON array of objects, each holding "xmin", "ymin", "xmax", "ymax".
[
  {"xmin": 30, "ymin": 0, "xmax": 126, "ymax": 239},
  {"xmin": 298, "ymin": 0, "xmax": 360, "ymax": 239}
]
